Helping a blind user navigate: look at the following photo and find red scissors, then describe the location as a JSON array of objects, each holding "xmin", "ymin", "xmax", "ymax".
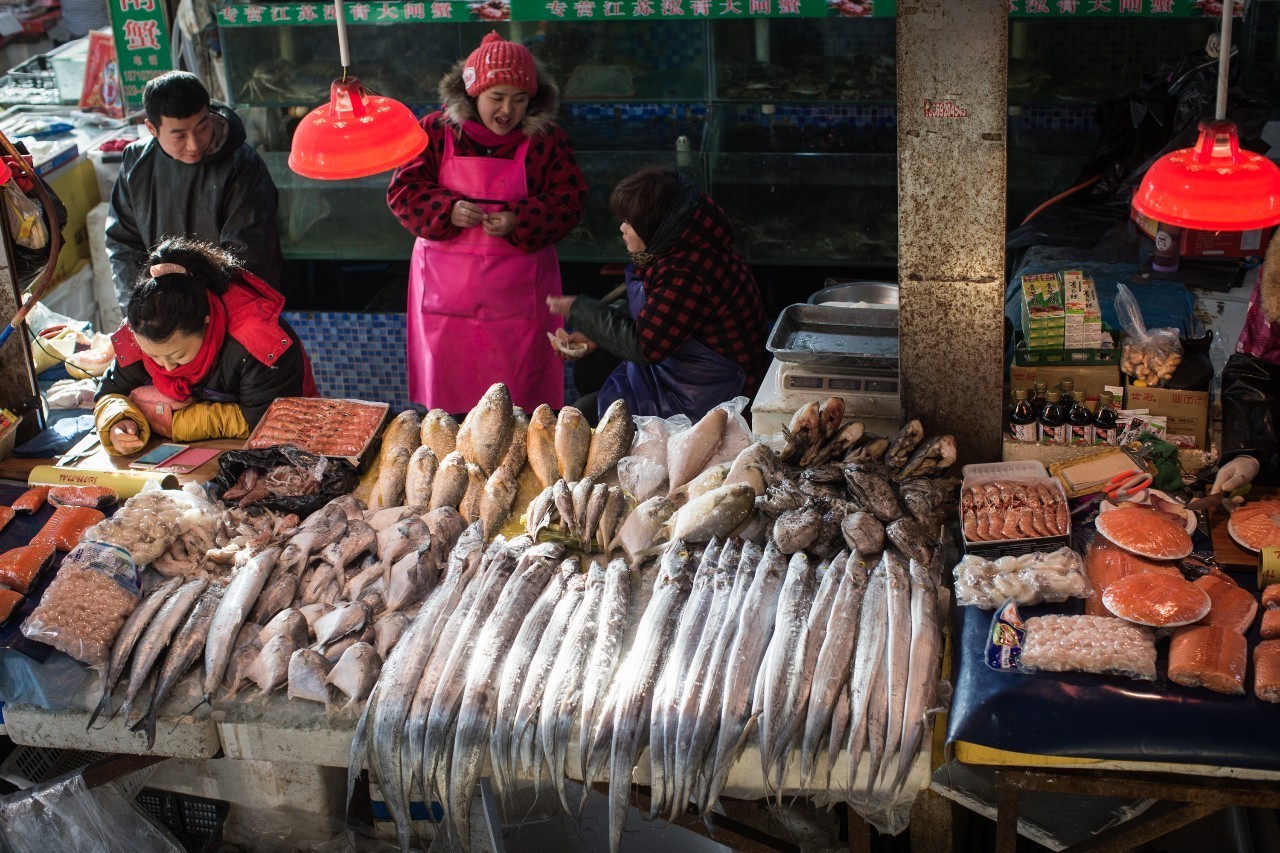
[{"xmin": 1104, "ymin": 469, "xmax": 1152, "ymax": 502}]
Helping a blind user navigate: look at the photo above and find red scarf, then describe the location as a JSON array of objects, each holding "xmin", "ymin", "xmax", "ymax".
[{"xmin": 136, "ymin": 290, "xmax": 227, "ymax": 401}]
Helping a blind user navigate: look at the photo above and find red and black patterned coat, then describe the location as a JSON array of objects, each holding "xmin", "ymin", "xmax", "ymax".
[
  {"xmin": 571, "ymin": 193, "xmax": 769, "ymax": 395},
  {"xmin": 386, "ymin": 60, "xmax": 586, "ymax": 253}
]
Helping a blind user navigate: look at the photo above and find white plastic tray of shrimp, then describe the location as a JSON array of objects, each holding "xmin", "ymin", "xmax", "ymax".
[{"xmin": 960, "ymin": 460, "xmax": 1071, "ymax": 558}]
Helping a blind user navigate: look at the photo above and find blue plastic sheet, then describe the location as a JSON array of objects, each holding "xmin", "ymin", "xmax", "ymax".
[{"xmin": 946, "ymin": 547, "xmax": 1280, "ymax": 772}]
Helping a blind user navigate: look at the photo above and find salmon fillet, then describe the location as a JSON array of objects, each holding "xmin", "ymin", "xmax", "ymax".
[
  {"xmin": 1254, "ymin": 640, "xmax": 1280, "ymax": 703},
  {"xmin": 30, "ymin": 506, "xmax": 106, "ymax": 552},
  {"xmin": 0, "ymin": 544, "xmax": 56, "ymax": 594},
  {"xmin": 1082, "ymin": 538, "xmax": 1181, "ymax": 617},
  {"xmin": 1262, "ymin": 584, "xmax": 1280, "ymax": 610},
  {"xmin": 1193, "ymin": 574, "xmax": 1258, "ymax": 634},
  {"xmin": 1168, "ymin": 625, "xmax": 1247, "ymax": 695},
  {"xmin": 0, "ymin": 588, "xmax": 21, "ymax": 622},
  {"xmin": 1102, "ymin": 572, "xmax": 1211, "ymax": 627},
  {"xmin": 1095, "ymin": 505, "xmax": 1193, "ymax": 560},
  {"xmin": 1229, "ymin": 500, "xmax": 1280, "ymax": 551},
  {"xmin": 48, "ymin": 486, "xmax": 117, "ymax": 511},
  {"xmin": 0, "ymin": 506, "xmax": 12, "ymax": 533},
  {"xmin": 11, "ymin": 486, "xmax": 49, "ymax": 514},
  {"xmin": 1262, "ymin": 609, "xmax": 1280, "ymax": 641}
]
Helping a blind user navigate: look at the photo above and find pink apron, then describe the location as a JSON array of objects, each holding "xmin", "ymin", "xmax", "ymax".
[{"xmin": 407, "ymin": 130, "xmax": 564, "ymax": 413}]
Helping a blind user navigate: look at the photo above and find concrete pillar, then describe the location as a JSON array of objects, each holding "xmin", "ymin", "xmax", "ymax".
[{"xmin": 897, "ymin": 0, "xmax": 1007, "ymax": 464}]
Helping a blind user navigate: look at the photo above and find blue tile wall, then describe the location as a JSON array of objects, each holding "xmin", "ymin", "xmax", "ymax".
[
  {"xmin": 563, "ymin": 103, "xmax": 709, "ymax": 121},
  {"xmin": 1011, "ymin": 106, "xmax": 1098, "ymax": 135},
  {"xmin": 284, "ymin": 311, "xmax": 578, "ymax": 412},
  {"xmin": 285, "ymin": 311, "xmax": 412, "ymax": 410}
]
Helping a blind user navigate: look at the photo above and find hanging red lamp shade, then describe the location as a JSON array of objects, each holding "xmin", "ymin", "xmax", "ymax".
[
  {"xmin": 1132, "ymin": 119, "xmax": 1280, "ymax": 231},
  {"xmin": 288, "ymin": 77, "xmax": 427, "ymax": 180}
]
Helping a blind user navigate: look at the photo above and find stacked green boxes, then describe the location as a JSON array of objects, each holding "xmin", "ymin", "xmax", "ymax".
[
  {"xmin": 1020, "ymin": 272, "xmax": 1065, "ymax": 350},
  {"xmin": 1061, "ymin": 270, "xmax": 1107, "ymax": 349}
]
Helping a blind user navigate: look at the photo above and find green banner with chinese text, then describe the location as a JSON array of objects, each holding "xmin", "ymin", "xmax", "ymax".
[
  {"xmin": 110, "ymin": 0, "xmax": 174, "ymax": 111},
  {"xmin": 215, "ymin": 0, "xmax": 1229, "ymax": 27}
]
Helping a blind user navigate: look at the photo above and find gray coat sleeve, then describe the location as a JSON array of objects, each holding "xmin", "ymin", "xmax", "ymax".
[
  {"xmin": 104, "ymin": 150, "xmax": 146, "ymax": 308},
  {"xmin": 219, "ymin": 149, "xmax": 283, "ymax": 288}
]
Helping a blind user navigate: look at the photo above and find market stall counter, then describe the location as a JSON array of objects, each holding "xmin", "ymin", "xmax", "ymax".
[
  {"xmin": 939, "ymin": 484, "xmax": 1280, "ymax": 849},
  {"xmin": 0, "ymin": 389, "xmax": 958, "ymax": 850}
]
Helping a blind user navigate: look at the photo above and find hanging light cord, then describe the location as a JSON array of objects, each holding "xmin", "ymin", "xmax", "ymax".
[
  {"xmin": 334, "ymin": 0, "xmax": 350, "ymax": 83},
  {"xmin": 0, "ymin": 128, "xmax": 62, "ymax": 350}
]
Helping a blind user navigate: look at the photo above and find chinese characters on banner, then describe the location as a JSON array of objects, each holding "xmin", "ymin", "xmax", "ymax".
[
  {"xmin": 214, "ymin": 0, "xmax": 1222, "ymax": 26},
  {"xmin": 109, "ymin": 0, "xmax": 174, "ymax": 112}
]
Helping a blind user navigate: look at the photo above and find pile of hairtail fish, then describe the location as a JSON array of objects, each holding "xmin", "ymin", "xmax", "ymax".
[{"xmin": 32, "ymin": 386, "xmax": 957, "ymax": 848}]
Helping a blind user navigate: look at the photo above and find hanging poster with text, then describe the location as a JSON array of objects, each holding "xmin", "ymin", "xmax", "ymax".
[{"xmin": 109, "ymin": 0, "xmax": 174, "ymax": 111}]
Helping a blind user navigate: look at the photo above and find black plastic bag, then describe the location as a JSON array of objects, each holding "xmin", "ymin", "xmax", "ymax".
[{"xmin": 208, "ymin": 443, "xmax": 358, "ymax": 518}]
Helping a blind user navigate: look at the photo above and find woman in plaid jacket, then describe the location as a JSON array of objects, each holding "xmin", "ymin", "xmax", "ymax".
[{"xmin": 547, "ymin": 166, "xmax": 767, "ymax": 421}]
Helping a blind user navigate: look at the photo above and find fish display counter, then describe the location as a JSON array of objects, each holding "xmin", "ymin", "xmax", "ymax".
[{"xmin": 0, "ymin": 387, "xmax": 959, "ymax": 849}]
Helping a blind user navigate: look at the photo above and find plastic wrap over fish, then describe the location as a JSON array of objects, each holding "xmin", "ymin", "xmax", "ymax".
[
  {"xmin": 952, "ymin": 548, "xmax": 1091, "ymax": 608},
  {"xmin": 1020, "ymin": 614, "xmax": 1157, "ymax": 681}
]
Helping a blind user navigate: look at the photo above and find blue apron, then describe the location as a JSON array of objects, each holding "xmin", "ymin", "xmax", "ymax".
[{"xmin": 597, "ymin": 266, "xmax": 746, "ymax": 421}]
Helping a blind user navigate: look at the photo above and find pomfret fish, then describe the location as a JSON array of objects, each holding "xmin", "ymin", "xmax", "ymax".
[
  {"xmin": 326, "ymin": 641, "xmax": 381, "ymax": 710},
  {"xmin": 259, "ymin": 607, "xmax": 309, "ymax": 649},
  {"xmin": 611, "ymin": 495, "xmax": 676, "ymax": 562},
  {"xmin": 287, "ymin": 648, "xmax": 332, "ymax": 704}
]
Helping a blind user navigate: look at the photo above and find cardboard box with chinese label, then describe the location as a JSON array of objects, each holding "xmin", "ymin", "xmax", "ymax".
[
  {"xmin": 1123, "ymin": 379, "xmax": 1209, "ymax": 450},
  {"xmin": 1009, "ymin": 363, "xmax": 1121, "ymax": 400},
  {"xmin": 1132, "ymin": 210, "xmax": 1274, "ymax": 259}
]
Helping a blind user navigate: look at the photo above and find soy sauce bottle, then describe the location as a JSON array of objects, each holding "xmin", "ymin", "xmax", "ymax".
[
  {"xmin": 1038, "ymin": 390, "xmax": 1068, "ymax": 444},
  {"xmin": 1067, "ymin": 392, "xmax": 1093, "ymax": 445},
  {"xmin": 1031, "ymin": 381, "xmax": 1048, "ymax": 416},
  {"xmin": 1093, "ymin": 391, "xmax": 1118, "ymax": 445},
  {"xmin": 1008, "ymin": 388, "xmax": 1037, "ymax": 442},
  {"xmin": 1059, "ymin": 378, "xmax": 1076, "ymax": 409}
]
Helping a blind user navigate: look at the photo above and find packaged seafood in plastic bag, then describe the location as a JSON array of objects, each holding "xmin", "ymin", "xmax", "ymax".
[
  {"xmin": 208, "ymin": 444, "xmax": 358, "ymax": 518},
  {"xmin": 21, "ymin": 541, "xmax": 141, "ymax": 665},
  {"xmin": 986, "ymin": 599, "xmax": 1026, "ymax": 671},
  {"xmin": 82, "ymin": 482, "xmax": 220, "ymax": 566},
  {"xmin": 1116, "ymin": 282, "xmax": 1182, "ymax": 387},
  {"xmin": 953, "ymin": 547, "xmax": 1091, "ymax": 608},
  {"xmin": 1020, "ymin": 614, "xmax": 1157, "ymax": 681}
]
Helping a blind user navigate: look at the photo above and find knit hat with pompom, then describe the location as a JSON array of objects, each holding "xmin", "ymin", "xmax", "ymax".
[{"xmin": 463, "ymin": 32, "xmax": 538, "ymax": 97}]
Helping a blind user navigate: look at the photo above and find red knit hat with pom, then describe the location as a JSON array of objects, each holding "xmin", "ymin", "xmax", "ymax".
[{"xmin": 463, "ymin": 32, "xmax": 538, "ymax": 97}]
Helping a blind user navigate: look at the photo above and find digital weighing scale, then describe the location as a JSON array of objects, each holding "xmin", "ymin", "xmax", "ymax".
[{"xmin": 751, "ymin": 303, "xmax": 901, "ymax": 439}]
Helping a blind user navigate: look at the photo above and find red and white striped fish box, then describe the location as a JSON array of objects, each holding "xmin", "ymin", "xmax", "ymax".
[{"xmin": 960, "ymin": 461, "xmax": 1071, "ymax": 559}]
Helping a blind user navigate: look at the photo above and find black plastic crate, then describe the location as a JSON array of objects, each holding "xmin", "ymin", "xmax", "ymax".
[{"xmin": 135, "ymin": 788, "xmax": 229, "ymax": 853}]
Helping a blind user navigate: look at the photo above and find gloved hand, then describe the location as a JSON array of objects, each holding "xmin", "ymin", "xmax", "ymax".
[
  {"xmin": 1212, "ymin": 455, "xmax": 1260, "ymax": 495},
  {"xmin": 93, "ymin": 393, "xmax": 150, "ymax": 455},
  {"xmin": 128, "ymin": 386, "xmax": 192, "ymax": 439}
]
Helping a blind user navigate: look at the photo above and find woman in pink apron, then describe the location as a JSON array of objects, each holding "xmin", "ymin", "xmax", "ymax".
[{"xmin": 387, "ymin": 32, "xmax": 586, "ymax": 413}]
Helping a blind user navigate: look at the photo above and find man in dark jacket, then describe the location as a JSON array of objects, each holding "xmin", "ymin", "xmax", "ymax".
[{"xmin": 105, "ymin": 71, "xmax": 282, "ymax": 309}]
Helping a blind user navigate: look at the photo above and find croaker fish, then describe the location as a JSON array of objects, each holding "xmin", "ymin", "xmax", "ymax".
[
  {"xmin": 584, "ymin": 399, "xmax": 636, "ymax": 481},
  {"xmin": 420, "ymin": 408, "xmax": 458, "ymax": 461},
  {"xmin": 526, "ymin": 404, "xmax": 561, "ymax": 490},
  {"xmin": 555, "ymin": 406, "xmax": 592, "ymax": 483}
]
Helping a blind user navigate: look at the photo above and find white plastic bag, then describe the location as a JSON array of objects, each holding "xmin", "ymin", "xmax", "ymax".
[{"xmin": 1116, "ymin": 283, "xmax": 1182, "ymax": 386}]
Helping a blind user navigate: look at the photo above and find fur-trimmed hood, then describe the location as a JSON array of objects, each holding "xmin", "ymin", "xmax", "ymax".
[{"xmin": 437, "ymin": 57, "xmax": 562, "ymax": 137}]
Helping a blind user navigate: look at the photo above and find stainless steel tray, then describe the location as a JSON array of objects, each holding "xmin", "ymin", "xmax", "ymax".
[{"xmin": 767, "ymin": 303, "xmax": 899, "ymax": 369}]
